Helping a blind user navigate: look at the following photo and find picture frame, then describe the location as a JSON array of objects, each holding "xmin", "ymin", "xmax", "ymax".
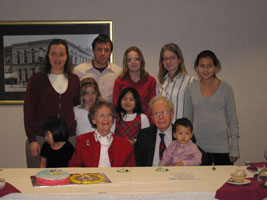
[{"xmin": 0, "ymin": 20, "xmax": 113, "ymax": 104}]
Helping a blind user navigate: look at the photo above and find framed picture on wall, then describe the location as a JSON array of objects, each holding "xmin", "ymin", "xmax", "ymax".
[{"xmin": 0, "ymin": 20, "xmax": 113, "ymax": 104}]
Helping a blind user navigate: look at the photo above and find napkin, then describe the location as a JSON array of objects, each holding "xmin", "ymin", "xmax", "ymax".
[
  {"xmin": 247, "ymin": 162, "xmax": 267, "ymax": 170},
  {"xmin": 0, "ymin": 182, "xmax": 21, "ymax": 197},
  {"xmin": 215, "ymin": 178, "xmax": 267, "ymax": 200}
]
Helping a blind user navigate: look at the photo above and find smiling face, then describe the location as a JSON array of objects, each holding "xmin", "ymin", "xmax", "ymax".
[
  {"xmin": 173, "ymin": 125, "xmax": 193, "ymax": 145},
  {"xmin": 151, "ymin": 100, "xmax": 174, "ymax": 132},
  {"xmin": 92, "ymin": 42, "xmax": 112, "ymax": 68},
  {"xmin": 48, "ymin": 44, "xmax": 67, "ymax": 74},
  {"xmin": 127, "ymin": 51, "xmax": 141, "ymax": 74},
  {"xmin": 196, "ymin": 57, "xmax": 218, "ymax": 80},
  {"xmin": 162, "ymin": 50, "xmax": 180, "ymax": 76},
  {"xmin": 121, "ymin": 91, "xmax": 136, "ymax": 114},
  {"xmin": 92, "ymin": 105, "xmax": 114, "ymax": 136}
]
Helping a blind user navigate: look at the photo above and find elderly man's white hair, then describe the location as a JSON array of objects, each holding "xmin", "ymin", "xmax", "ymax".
[{"xmin": 148, "ymin": 96, "xmax": 174, "ymax": 114}]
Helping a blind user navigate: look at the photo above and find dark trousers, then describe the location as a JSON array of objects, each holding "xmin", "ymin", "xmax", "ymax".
[{"xmin": 206, "ymin": 152, "xmax": 233, "ymax": 165}]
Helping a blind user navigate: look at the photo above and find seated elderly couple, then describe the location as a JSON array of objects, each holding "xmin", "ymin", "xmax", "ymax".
[{"xmin": 69, "ymin": 95, "xmax": 203, "ymax": 167}]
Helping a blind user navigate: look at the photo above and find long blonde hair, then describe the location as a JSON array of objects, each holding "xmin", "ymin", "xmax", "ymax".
[{"xmin": 158, "ymin": 43, "xmax": 187, "ymax": 84}]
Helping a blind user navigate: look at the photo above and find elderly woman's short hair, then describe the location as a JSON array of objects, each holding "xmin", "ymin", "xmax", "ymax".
[{"xmin": 88, "ymin": 100, "xmax": 116, "ymax": 128}]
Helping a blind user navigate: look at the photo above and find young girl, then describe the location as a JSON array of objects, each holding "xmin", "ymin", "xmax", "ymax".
[
  {"xmin": 40, "ymin": 117, "xmax": 74, "ymax": 168},
  {"xmin": 115, "ymin": 87, "xmax": 150, "ymax": 145},
  {"xmin": 157, "ymin": 43, "xmax": 196, "ymax": 124},
  {"xmin": 159, "ymin": 118, "xmax": 202, "ymax": 166},
  {"xmin": 183, "ymin": 50, "xmax": 239, "ymax": 165},
  {"xmin": 74, "ymin": 77, "xmax": 102, "ymax": 136},
  {"xmin": 113, "ymin": 46, "xmax": 156, "ymax": 123}
]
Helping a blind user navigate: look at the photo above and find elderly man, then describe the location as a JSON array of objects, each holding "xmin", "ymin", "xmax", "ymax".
[
  {"xmin": 73, "ymin": 34, "xmax": 121, "ymax": 103},
  {"xmin": 134, "ymin": 96, "xmax": 175, "ymax": 166}
]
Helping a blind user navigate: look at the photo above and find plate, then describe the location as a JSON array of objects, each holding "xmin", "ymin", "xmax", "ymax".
[
  {"xmin": 155, "ymin": 167, "xmax": 169, "ymax": 172},
  {"xmin": 227, "ymin": 178, "xmax": 251, "ymax": 185},
  {"xmin": 116, "ymin": 169, "xmax": 130, "ymax": 173}
]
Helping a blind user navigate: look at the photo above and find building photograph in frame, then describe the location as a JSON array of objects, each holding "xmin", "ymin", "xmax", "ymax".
[{"xmin": 0, "ymin": 20, "xmax": 112, "ymax": 104}]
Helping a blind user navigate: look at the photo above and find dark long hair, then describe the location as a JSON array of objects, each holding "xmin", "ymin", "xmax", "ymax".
[
  {"xmin": 43, "ymin": 117, "xmax": 69, "ymax": 142},
  {"xmin": 116, "ymin": 87, "xmax": 144, "ymax": 120},
  {"xmin": 194, "ymin": 50, "xmax": 221, "ymax": 77},
  {"xmin": 40, "ymin": 39, "xmax": 73, "ymax": 76}
]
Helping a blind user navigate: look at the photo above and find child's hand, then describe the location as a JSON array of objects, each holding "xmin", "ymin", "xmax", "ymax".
[
  {"xmin": 128, "ymin": 139, "xmax": 136, "ymax": 146},
  {"xmin": 175, "ymin": 161, "xmax": 184, "ymax": 166}
]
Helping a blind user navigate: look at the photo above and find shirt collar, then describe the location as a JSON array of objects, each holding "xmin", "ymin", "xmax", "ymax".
[
  {"xmin": 163, "ymin": 73, "xmax": 183, "ymax": 82},
  {"xmin": 176, "ymin": 140, "xmax": 193, "ymax": 147},
  {"xmin": 87, "ymin": 60, "xmax": 113, "ymax": 73},
  {"xmin": 94, "ymin": 130, "xmax": 113, "ymax": 142},
  {"xmin": 157, "ymin": 125, "xmax": 172, "ymax": 138}
]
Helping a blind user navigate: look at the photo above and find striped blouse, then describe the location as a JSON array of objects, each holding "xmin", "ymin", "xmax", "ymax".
[{"xmin": 157, "ymin": 73, "xmax": 196, "ymax": 123}]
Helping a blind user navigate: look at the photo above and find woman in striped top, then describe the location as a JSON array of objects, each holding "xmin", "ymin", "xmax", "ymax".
[{"xmin": 157, "ymin": 43, "xmax": 195, "ymax": 123}]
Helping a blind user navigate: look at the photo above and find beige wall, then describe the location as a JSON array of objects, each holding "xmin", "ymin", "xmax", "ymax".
[{"xmin": 0, "ymin": 0, "xmax": 267, "ymax": 167}]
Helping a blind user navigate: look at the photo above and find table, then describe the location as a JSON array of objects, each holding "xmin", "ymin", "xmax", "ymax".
[{"xmin": 0, "ymin": 166, "xmax": 257, "ymax": 200}]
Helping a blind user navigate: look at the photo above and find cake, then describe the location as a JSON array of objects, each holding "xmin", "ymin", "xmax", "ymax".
[
  {"xmin": 36, "ymin": 169, "xmax": 70, "ymax": 186},
  {"xmin": 70, "ymin": 173, "xmax": 105, "ymax": 184}
]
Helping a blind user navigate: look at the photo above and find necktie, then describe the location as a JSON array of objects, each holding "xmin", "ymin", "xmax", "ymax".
[{"xmin": 159, "ymin": 133, "xmax": 166, "ymax": 160}]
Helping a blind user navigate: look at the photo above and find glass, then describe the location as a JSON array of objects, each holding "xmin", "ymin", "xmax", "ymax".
[
  {"xmin": 152, "ymin": 110, "xmax": 169, "ymax": 118},
  {"xmin": 257, "ymin": 167, "xmax": 267, "ymax": 189},
  {"xmin": 162, "ymin": 56, "xmax": 177, "ymax": 62},
  {"xmin": 95, "ymin": 113, "xmax": 113, "ymax": 119},
  {"xmin": 127, "ymin": 58, "xmax": 140, "ymax": 63}
]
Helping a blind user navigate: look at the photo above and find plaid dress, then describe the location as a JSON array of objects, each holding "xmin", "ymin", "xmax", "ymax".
[{"xmin": 115, "ymin": 114, "xmax": 141, "ymax": 140}]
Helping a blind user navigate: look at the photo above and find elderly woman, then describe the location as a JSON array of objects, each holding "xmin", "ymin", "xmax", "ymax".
[{"xmin": 69, "ymin": 100, "xmax": 135, "ymax": 167}]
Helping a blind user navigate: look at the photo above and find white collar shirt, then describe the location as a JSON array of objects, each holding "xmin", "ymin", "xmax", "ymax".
[
  {"xmin": 94, "ymin": 130, "xmax": 113, "ymax": 168},
  {"xmin": 152, "ymin": 125, "xmax": 173, "ymax": 166},
  {"xmin": 73, "ymin": 60, "xmax": 121, "ymax": 103}
]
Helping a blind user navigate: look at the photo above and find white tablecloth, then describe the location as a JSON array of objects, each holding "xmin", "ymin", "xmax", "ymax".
[{"xmin": 0, "ymin": 166, "xmax": 257, "ymax": 200}]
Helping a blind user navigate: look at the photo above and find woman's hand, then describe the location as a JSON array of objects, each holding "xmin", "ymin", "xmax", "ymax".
[
  {"xmin": 230, "ymin": 156, "xmax": 238, "ymax": 163},
  {"xmin": 30, "ymin": 141, "xmax": 40, "ymax": 157}
]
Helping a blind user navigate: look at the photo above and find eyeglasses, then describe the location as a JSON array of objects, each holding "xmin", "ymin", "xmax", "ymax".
[
  {"xmin": 127, "ymin": 58, "xmax": 140, "ymax": 63},
  {"xmin": 95, "ymin": 113, "xmax": 113, "ymax": 119},
  {"xmin": 162, "ymin": 56, "xmax": 177, "ymax": 62},
  {"xmin": 152, "ymin": 110, "xmax": 170, "ymax": 117}
]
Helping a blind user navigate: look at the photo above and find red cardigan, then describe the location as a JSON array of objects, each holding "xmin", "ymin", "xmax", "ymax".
[
  {"xmin": 24, "ymin": 72, "xmax": 80, "ymax": 143},
  {"xmin": 113, "ymin": 74, "xmax": 156, "ymax": 122},
  {"xmin": 69, "ymin": 131, "xmax": 136, "ymax": 167}
]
